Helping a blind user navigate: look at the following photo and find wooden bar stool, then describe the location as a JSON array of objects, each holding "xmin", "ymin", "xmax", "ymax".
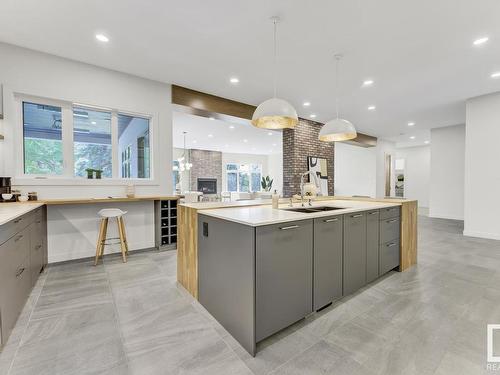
[{"xmin": 94, "ymin": 208, "xmax": 129, "ymax": 265}]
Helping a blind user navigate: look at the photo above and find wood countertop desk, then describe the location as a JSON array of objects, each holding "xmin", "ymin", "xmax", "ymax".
[
  {"xmin": 41, "ymin": 196, "xmax": 180, "ymax": 205},
  {"xmin": 177, "ymin": 196, "xmax": 418, "ymax": 299}
]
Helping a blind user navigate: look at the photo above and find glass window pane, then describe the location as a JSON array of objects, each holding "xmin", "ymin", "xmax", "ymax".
[
  {"xmin": 73, "ymin": 107, "xmax": 112, "ymax": 177},
  {"xmin": 251, "ymin": 172, "xmax": 261, "ymax": 192},
  {"xmin": 118, "ymin": 114, "xmax": 150, "ymax": 178},
  {"xmin": 23, "ymin": 102, "xmax": 63, "ymax": 175},
  {"xmin": 227, "ymin": 172, "xmax": 237, "ymax": 192},
  {"xmin": 239, "ymin": 172, "xmax": 249, "ymax": 192},
  {"xmin": 226, "ymin": 163, "xmax": 238, "ymax": 171}
]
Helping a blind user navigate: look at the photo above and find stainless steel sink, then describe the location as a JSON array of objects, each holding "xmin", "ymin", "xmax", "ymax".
[{"xmin": 282, "ymin": 206, "xmax": 346, "ymax": 214}]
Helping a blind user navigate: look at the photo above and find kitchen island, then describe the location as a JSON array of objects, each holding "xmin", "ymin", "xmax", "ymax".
[{"xmin": 178, "ymin": 198, "xmax": 417, "ymax": 355}]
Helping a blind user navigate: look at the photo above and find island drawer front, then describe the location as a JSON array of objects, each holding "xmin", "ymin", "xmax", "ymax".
[
  {"xmin": 379, "ymin": 206, "xmax": 400, "ymax": 220},
  {"xmin": 366, "ymin": 210, "xmax": 380, "ymax": 284},
  {"xmin": 379, "ymin": 217, "xmax": 400, "ymax": 244},
  {"xmin": 379, "ymin": 239, "xmax": 400, "ymax": 275},
  {"xmin": 256, "ymin": 219, "xmax": 313, "ymax": 342},
  {"xmin": 0, "ymin": 211, "xmax": 35, "ymax": 246}
]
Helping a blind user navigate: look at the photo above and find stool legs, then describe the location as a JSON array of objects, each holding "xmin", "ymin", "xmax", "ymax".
[
  {"xmin": 118, "ymin": 216, "xmax": 129, "ymax": 254},
  {"xmin": 117, "ymin": 216, "xmax": 128, "ymax": 263},
  {"xmin": 94, "ymin": 218, "xmax": 108, "ymax": 266}
]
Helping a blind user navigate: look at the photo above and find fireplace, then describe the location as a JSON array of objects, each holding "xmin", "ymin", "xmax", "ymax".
[{"xmin": 197, "ymin": 178, "xmax": 217, "ymax": 194}]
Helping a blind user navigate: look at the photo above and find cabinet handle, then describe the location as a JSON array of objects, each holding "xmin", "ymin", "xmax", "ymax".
[
  {"xmin": 13, "ymin": 218, "xmax": 22, "ymax": 224},
  {"xmin": 16, "ymin": 267, "xmax": 25, "ymax": 278},
  {"xmin": 351, "ymin": 214, "xmax": 363, "ymax": 218},
  {"xmin": 387, "ymin": 219, "xmax": 398, "ymax": 223},
  {"xmin": 323, "ymin": 218, "xmax": 339, "ymax": 223},
  {"xmin": 35, "ymin": 244, "xmax": 42, "ymax": 250},
  {"xmin": 369, "ymin": 212, "xmax": 378, "ymax": 215},
  {"xmin": 14, "ymin": 235, "xmax": 23, "ymax": 242},
  {"xmin": 36, "ymin": 220, "xmax": 41, "ymax": 224},
  {"xmin": 280, "ymin": 225, "xmax": 299, "ymax": 230},
  {"xmin": 387, "ymin": 242, "xmax": 397, "ymax": 247}
]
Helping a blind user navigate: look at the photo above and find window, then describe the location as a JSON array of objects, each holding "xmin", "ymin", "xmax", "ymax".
[
  {"xmin": 73, "ymin": 107, "xmax": 112, "ymax": 177},
  {"xmin": 118, "ymin": 114, "xmax": 150, "ymax": 178},
  {"xmin": 20, "ymin": 97, "xmax": 152, "ymax": 180},
  {"xmin": 23, "ymin": 102, "xmax": 63, "ymax": 175},
  {"xmin": 226, "ymin": 163, "xmax": 262, "ymax": 192}
]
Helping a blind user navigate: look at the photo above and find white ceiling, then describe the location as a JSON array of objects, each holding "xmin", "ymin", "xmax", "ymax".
[
  {"xmin": 2, "ymin": 0, "xmax": 500, "ymax": 139},
  {"xmin": 173, "ymin": 112, "xmax": 282, "ymax": 155}
]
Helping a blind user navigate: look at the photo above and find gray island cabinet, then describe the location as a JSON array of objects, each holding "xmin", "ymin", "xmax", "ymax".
[{"xmin": 198, "ymin": 206, "xmax": 400, "ymax": 356}]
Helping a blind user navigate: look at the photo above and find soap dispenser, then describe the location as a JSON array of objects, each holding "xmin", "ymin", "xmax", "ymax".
[{"xmin": 272, "ymin": 189, "xmax": 279, "ymax": 209}]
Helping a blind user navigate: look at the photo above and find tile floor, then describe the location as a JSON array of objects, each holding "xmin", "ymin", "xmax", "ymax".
[{"xmin": 1, "ymin": 216, "xmax": 500, "ymax": 374}]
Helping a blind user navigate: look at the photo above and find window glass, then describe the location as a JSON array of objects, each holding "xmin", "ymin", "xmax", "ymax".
[
  {"xmin": 238, "ymin": 171, "xmax": 250, "ymax": 192},
  {"xmin": 23, "ymin": 102, "xmax": 63, "ymax": 175},
  {"xmin": 227, "ymin": 172, "xmax": 237, "ymax": 192},
  {"xmin": 73, "ymin": 107, "xmax": 112, "ymax": 177},
  {"xmin": 118, "ymin": 114, "xmax": 150, "ymax": 178}
]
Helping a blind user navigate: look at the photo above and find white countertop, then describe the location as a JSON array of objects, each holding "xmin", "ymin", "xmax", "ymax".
[
  {"xmin": 198, "ymin": 200, "xmax": 401, "ymax": 227},
  {"xmin": 0, "ymin": 202, "xmax": 44, "ymax": 226},
  {"xmin": 180, "ymin": 199, "xmax": 273, "ymax": 209}
]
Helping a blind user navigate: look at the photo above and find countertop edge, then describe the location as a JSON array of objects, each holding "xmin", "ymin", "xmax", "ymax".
[{"xmin": 0, "ymin": 202, "xmax": 45, "ymax": 226}]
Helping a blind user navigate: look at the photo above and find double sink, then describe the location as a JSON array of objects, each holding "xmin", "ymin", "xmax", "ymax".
[{"xmin": 281, "ymin": 206, "xmax": 346, "ymax": 214}]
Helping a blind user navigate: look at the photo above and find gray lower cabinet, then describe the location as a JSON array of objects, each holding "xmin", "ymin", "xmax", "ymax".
[
  {"xmin": 0, "ymin": 206, "xmax": 47, "ymax": 347},
  {"xmin": 256, "ymin": 220, "xmax": 313, "ymax": 342},
  {"xmin": 343, "ymin": 212, "xmax": 367, "ymax": 295},
  {"xmin": 313, "ymin": 215, "xmax": 343, "ymax": 310},
  {"xmin": 379, "ymin": 207, "xmax": 401, "ymax": 275},
  {"xmin": 366, "ymin": 210, "xmax": 380, "ymax": 283}
]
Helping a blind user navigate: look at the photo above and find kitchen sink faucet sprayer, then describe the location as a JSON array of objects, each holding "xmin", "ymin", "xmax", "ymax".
[{"xmin": 300, "ymin": 171, "xmax": 320, "ymax": 207}]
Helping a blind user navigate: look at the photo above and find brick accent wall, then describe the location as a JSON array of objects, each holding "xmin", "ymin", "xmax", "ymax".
[
  {"xmin": 189, "ymin": 149, "xmax": 222, "ymax": 194},
  {"xmin": 283, "ymin": 118, "xmax": 335, "ymax": 197}
]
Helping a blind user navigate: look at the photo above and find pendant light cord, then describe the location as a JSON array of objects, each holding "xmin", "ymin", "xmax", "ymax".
[
  {"xmin": 335, "ymin": 55, "xmax": 341, "ymax": 119},
  {"xmin": 273, "ymin": 17, "xmax": 278, "ymax": 98}
]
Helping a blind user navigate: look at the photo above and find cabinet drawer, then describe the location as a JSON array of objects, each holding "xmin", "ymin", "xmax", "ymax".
[
  {"xmin": 380, "ymin": 217, "xmax": 400, "ymax": 244},
  {"xmin": 0, "ymin": 211, "xmax": 35, "ymax": 246},
  {"xmin": 379, "ymin": 239, "xmax": 400, "ymax": 275},
  {"xmin": 30, "ymin": 221, "xmax": 44, "ymax": 286},
  {"xmin": 379, "ymin": 206, "xmax": 400, "ymax": 220}
]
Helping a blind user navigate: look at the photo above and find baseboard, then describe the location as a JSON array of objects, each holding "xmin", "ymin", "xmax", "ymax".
[
  {"xmin": 463, "ymin": 230, "xmax": 500, "ymax": 241},
  {"xmin": 429, "ymin": 212, "xmax": 464, "ymax": 221}
]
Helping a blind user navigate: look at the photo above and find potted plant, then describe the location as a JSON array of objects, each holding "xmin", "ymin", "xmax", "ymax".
[
  {"xmin": 261, "ymin": 176, "xmax": 274, "ymax": 192},
  {"xmin": 85, "ymin": 168, "xmax": 94, "ymax": 179},
  {"xmin": 95, "ymin": 169, "xmax": 103, "ymax": 179}
]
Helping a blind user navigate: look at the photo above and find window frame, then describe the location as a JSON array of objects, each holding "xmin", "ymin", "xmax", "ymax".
[
  {"xmin": 225, "ymin": 162, "xmax": 262, "ymax": 193},
  {"xmin": 14, "ymin": 94, "xmax": 155, "ymax": 185}
]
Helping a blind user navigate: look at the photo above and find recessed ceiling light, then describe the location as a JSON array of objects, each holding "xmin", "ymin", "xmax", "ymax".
[
  {"xmin": 408, "ymin": 122, "xmax": 415, "ymax": 127},
  {"xmin": 363, "ymin": 80, "xmax": 374, "ymax": 86},
  {"xmin": 303, "ymin": 101, "xmax": 311, "ymax": 107},
  {"xmin": 192, "ymin": 140, "xmax": 197, "ymax": 144},
  {"xmin": 229, "ymin": 125, "xmax": 235, "ymax": 129},
  {"xmin": 229, "ymin": 77, "xmax": 239, "ymax": 84},
  {"xmin": 368, "ymin": 105, "xmax": 376, "ymax": 110},
  {"xmin": 208, "ymin": 134, "xmax": 213, "ymax": 138},
  {"xmin": 424, "ymin": 140, "xmax": 430, "ymax": 144},
  {"xmin": 310, "ymin": 114, "xmax": 317, "ymax": 118},
  {"xmin": 410, "ymin": 136, "xmax": 416, "ymax": 140},
  {"xmin": 491, "ymin": 72, "xmax": 500, "ymax": 78},
  {"xmin": 243, "ymin": 139, "xmax": 248, "ymax": 143},
  {"xmin": 268, "ymin": 132, "xmax": 273, "ymax": 136},
  {"xmin": 473, "ymin": 37, "xmax": 489, "ymax": 46},
  {"xmin": 91, "ymin": 121, "xmax": 96, "ymax": 125},
  {"xmin": 95, "ymin": 34, "xmax": 109, "ymax": 43},
  {"xmin": 272, "ymin": 143, "xmax": 277, "ymax": 147},
  {"xmin": 209, "ymin": 117, "xmax": 215, "ymax": 121}
]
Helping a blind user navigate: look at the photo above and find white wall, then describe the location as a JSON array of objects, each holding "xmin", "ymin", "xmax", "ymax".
[
  {"xmin": 396, "ymin": 145, "xmax": 431, "ymax": 208},
  {"xmin": 464, "ymin": 92, "xmax": 500, "ymax": 239},
  {"xmin": 429, "ymin": 124, "xmax": 465, "ymax": 220},
  {"xmin": 267, "ymin": 153, "xmax": 283, "ymax": 195},
  {"xmin": 0, "ymin": 42, "xmax": 173, "ymax": 262},
  {"xmin": 334, "ymin": 142, "xmax": 377, "ymax": 197}
]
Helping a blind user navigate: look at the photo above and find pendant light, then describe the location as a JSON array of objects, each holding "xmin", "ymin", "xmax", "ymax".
[
  {"xmin": 251, "ymin": 16, "xmax": 298, "ymax": 130},
  {"xmin": 319, "ymin": 54, "xmax": 357, "ymax": 142},
  {"xmin": 174, "ymin": 131, "xmax": 192, "ymax": 172}
]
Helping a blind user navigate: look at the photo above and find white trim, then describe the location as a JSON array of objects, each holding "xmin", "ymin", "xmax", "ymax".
[
  {"xmin": 12, "ymin": 177, "xmax": 158, "ymax": 186},
  {"xmin": 429, "ymin": 212, "xmax": 464, "ymax": 220},
  {"xmin": 463, "ymin": 230, "xmax": 500, "ymax": 240}
]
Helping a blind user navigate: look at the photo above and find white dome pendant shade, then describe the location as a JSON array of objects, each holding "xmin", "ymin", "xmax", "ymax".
[
  {"xmin": 251, "ymin": 97, "xmax": 298, "ymax": 129},
  {"xmin": 319, "ymin": 118, "xmax": 357, "ymax": 142},
  {"xmin": 251, "ymin": 17, "xmax": 298, "ymax": 130},
  {"xmin": 319, "ymin": 54, "xmax": 357, "ymax": 142}
]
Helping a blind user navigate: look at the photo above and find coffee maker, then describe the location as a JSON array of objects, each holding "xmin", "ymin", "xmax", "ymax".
[{"xmin": 0, "ymin": 177, "xmax": 12, "ymax": 202}]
